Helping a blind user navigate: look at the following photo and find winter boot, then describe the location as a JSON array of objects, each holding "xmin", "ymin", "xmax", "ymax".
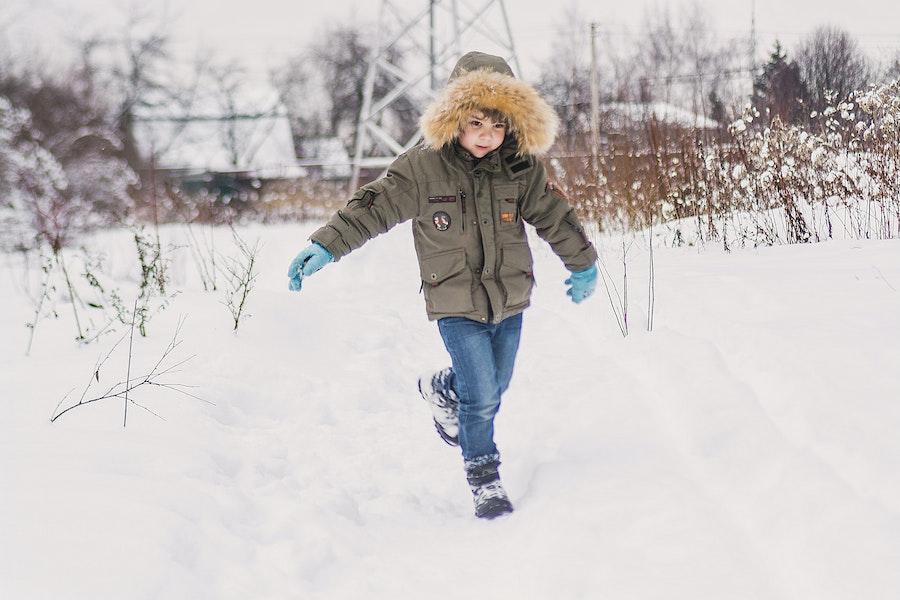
[
  {"xmin": 418, "ymin": 367, "xmax": 460, "ymax": 446},
  {"xmin": 465, "ymin": 455, "xmax": 513, "ymax": 519}
]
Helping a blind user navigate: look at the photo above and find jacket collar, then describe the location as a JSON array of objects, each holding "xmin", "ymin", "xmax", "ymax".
[
  {"xmin": 446, "ymin": 132, "xmax": 526, "ymax": 173},
  {"xmin": 446, "ymin": 141, "xmax": 502, "ymax": 173}
]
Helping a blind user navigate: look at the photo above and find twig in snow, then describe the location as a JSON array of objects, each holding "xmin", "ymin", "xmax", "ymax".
[
  {"xmin": 184, "ymin": 221, "xmax": 218, "ymax": 291},
  {"xmin": 124, "ymin": 298, "xmax": 137, "ymax": 427},
  {"xmin": 56, "ymin": 250, "xmax": 85, "ymax": 341},
  {"xmin": 25, "ymin": 253, "xmax": 56, "ymax": 356},
  {"xmin": 622, "ymin": 236, "xmax": 629, "ymax": 335},
  {"xmin": 217, "ymin": 226, "xmax": 261, "ymax": 332},
  {"xmin": 594, "ymin": 231, "xmax": 629, "ymax": 338},
  {"xmin": 647, "ymin": 224, "xmax": 656, "ymax": 332},
  {"xmin": 50, "ymin": 315, "xmax": 207, "ymax": 425},
  {"xmin": 873, "ymin": 265, "xmax": 897, "ymax": 292}
]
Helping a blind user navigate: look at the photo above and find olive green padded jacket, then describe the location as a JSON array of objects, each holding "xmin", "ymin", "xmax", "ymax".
[{"xmin": 310, "ymin": 52, "xmax": 597, "ymax": 323}]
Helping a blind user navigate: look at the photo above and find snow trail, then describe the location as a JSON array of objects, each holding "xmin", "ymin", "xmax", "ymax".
[{"xmin": 2, "ymin": 224, "xmax": 899, "ymax": 599}]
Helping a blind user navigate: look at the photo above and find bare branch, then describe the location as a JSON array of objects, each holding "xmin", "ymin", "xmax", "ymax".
[{"xmin": 51, "ymin": 317, "xmax": 202, "ymax": 424}]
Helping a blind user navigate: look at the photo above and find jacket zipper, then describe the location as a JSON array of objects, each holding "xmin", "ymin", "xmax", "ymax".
[{"xmin": 459, "ymin": 189, "xmax": 466, "ymax": 232}]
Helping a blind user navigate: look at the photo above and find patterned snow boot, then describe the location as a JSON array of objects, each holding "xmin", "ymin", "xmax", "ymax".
[
  {"xmin": 465, "ymin": 455, "xmax": 513, "ymax": 519},
  {"xmin": 418, "ymin": 367, "xmax": 460, "ymax": 446}
]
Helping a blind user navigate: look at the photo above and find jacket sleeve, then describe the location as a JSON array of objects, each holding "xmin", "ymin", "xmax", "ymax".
[
  {"xmin": 520, "ymin": 160, "xmax": 598, "ymax": 271},
  {"xmin": 309, "ymin": 152, "xmax": 420, "ymax": 262}
]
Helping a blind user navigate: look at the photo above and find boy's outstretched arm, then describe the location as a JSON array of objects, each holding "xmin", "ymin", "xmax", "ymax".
[
  {"xmin": 310, "ymin": 153, "xmax": 420, "ymax": 261},
  {"xmin": 519, "ymin": 160, "xmax": 599, "ymax": 303},
  {"xmin": 286, "ymin": 152, "xmax": 420, "ymax": 291}
]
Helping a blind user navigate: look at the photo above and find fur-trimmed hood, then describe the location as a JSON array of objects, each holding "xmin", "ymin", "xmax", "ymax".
[{"xmin": 419, "ymin": 51, "xmax": 558, "ymax": 156}]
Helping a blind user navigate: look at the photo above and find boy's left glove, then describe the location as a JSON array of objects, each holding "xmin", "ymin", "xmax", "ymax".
[
  {"xmin": 565, "ymin": 264, "xmax": 597, "ymax": 304},
  {"xmin": 287, "ymin": 242, "xmax": 334, "ymax": 291}
]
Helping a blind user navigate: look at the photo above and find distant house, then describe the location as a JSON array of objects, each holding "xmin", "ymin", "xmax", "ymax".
[
  {"xmin": 132, "ymin": 100, "xmax": 305, "ymax": 182},
  {"xmin": 553, "ymin": 101, "xmax": 724, "ymax": 158},
  {"xmin": 600, "ymin": 101, "xmax": 721, "ymax": 132}
]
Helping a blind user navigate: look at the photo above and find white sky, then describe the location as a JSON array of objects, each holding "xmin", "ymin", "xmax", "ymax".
[{"xmin": 3, "ymin": 0, "xmax": 899, "ymax": 85}]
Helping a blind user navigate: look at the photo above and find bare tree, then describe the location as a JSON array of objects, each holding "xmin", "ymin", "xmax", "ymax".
[
  {"xmin": 635, "ymin": 4, "xmax": 683, "ymax": 106},
  {"xmin": 311, "ymin": 25, "xmax": 371, "ymax": 142},
  {"xmin": 679, "ymin": 3, "xmax": 741, "ymax": 122},
  {"xmin": 796, "ymin": 25, "xmax": 871, "ymax": 112},
  {"xmin": 536, "ymin": 2, "xmax": 592, "ymax": 153},
  {"xmin": 273, "ymin": 22, "xmax": 414, "ymax": 155},
  {"xmin": 107, "ymin": 7, "xmax": 178, "ymax": 173},
  {"xmin": 208, "ymin": 58, "xmax": 250, "ymax": 169},
  {"xmin": 881, "ymin": 52, "xmax": 900, "ymax": 83},
  {"xmin": 271, "ymin": 52, "xmax": 327, "ymax": 146},
  {"xmin": 631, "ymin": 2, "xmax": 743, "ymax": 120}
]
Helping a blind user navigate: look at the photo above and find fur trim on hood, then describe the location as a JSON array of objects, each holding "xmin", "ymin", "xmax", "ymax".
[{"xmin": 419, "ymin": 52, "xmax": 559, "ymax": 156}]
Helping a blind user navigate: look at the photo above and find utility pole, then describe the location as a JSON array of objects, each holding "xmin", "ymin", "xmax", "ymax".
[
  {"xmin": 749, "ymin": 0, "xmax": 758, "ymax": 75},
  {"xmin": 590, "ymin": 22, "xmax": 600, "ymax": 175},
  {"xmin": 429, "ymin": 0, "xmax": 436, "ymax": 91}
]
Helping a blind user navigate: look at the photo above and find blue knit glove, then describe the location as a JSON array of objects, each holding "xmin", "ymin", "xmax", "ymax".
[
  {"xmin": 287, "ymin": 242, "xmax": 334, "ymax": 291},
  {"xmin": 565, "ymin": 264, "xmax": 597, "ymax": 304}
]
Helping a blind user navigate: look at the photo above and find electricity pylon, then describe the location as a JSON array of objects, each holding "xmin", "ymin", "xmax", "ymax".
[{"xmin": 350, "ymin": 0, "xmax": 521, "ymax": 191}]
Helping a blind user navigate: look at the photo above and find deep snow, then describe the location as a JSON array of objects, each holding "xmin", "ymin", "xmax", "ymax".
[{"xmin": 2, "ymin": 222, "xmax": 899, "ymax": 599}]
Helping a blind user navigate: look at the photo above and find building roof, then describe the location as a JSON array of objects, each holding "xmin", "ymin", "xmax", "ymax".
[
  {"xmin": 299, "ymin": 136, "xmax": 352, "ymax": 180},
  {"xmin": 600, "ymin": 102, "xmax": 720, "ymax": 130},
  {"xmin": 132, "ymin": 96, "xmax": 305, "ymax": 178}
]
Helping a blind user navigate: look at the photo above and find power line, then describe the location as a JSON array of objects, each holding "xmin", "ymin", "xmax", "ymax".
[{"xmin": 133, "ymin": 111, "xmax": 287, "ymax": 122}]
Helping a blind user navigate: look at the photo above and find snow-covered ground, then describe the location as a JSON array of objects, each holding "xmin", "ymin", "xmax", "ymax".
[{"xmin": 2, "ymin": 222, "xmax": 899, "ymax": 599}]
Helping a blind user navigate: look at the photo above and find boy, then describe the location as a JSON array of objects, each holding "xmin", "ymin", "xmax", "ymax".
[{"xmin": 287, "ymin": 51, "xmax": 598, "ymax": 519}]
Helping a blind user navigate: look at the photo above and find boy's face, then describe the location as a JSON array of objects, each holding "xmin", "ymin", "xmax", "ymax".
[{"xmin": 458, "ymin": 112, "xmax": 507, "ymax": 158}]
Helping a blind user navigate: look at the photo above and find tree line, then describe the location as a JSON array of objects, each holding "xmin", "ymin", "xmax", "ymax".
[{"xmin": 1, "ymin": 2, "xmax": 898, "ymax": 253}]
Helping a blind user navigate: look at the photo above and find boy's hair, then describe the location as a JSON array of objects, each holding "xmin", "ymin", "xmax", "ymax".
[
  {"xmin": 470, "ymin": 107, "xmax": 512, "ymax": 131},
  {"xmin": 420, "ymin": 55, "xmax": 559, "ymax": 155}
]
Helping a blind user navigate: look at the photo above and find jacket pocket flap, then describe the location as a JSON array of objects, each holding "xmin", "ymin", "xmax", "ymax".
[
  {"xmin": 503, "ymin": 243, "xmax": 533, "ymax": 272},
  {"xmin": 493, "ymin": 183, "xmax": 519, "ymax": 202},
  {"xmin": 420, "ymin": 248, "xmax": 467, "ymax": 285}
]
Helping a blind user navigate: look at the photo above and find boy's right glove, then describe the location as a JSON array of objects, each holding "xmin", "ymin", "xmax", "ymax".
[
  {"xmin": 287, "ymin": 242, "xmax": 333, "ymax": 291},
  {"xmin": 564, "ymin": 264, "xmax": 597, "ymax": 304}
]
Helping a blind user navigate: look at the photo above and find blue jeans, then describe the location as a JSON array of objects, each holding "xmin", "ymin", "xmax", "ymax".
[{"xmin": 437, "ymin": 313, "xmax": 523, "ymax": 461}]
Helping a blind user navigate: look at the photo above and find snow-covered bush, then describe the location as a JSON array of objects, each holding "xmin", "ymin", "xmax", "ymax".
[
  {"xmin": 852, "ymin": 80, "xmax": 900, "ymax": 238},
  {"xmin": 550, "ymin": 80, "xmax": 900, "ymax": 248},
  {"xmin": 0, "ymin": 97, "xmax": 70, "ymax": 252},
  {"xmin": 0, "ymin": 95, "xmax": 138, "ymax": 252}
]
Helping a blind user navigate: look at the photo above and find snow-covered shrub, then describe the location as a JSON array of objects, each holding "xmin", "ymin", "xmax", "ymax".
[
  {"xmin": 0, "ymin": 96, "xmax": 138, "ymax": 252},
  {"xmin": 550, "ymin": 79, "xmax": 900, "ymax": 248},
  {"xmin": 544, "ymin": 77, "xmax": 900, "ymax": 248},
  {"xmin": 851, "ymin": 80, "xmax": 900, "ymax": 239},
  {"xmin": 2, "ymin": 96, "xmax": 151, "ymax": 346},
  {"xmin": 0, "ymin": 97, "xmax": 70, "ymax": 252}
]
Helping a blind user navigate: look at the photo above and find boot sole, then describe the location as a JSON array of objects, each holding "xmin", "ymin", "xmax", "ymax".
[
  {"xmin": 476, "ymin": 497, "xmax": 514, "ymax": 519},
  {"xmin": 419, "ymin": 375, "xmax": 460, "ymax": 447},
  {"xmin": 433, "ymin": 420, "xmax": 459, "ymax": 446}
]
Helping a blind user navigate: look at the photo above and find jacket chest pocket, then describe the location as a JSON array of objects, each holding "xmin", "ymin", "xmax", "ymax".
[
  {"xmin": 424, "ymin": 184, "xmax": 462, "ymax": 234},
  {"xmin": 493, "ymin": 183, "xmax": 520, "ymax": 229}
]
